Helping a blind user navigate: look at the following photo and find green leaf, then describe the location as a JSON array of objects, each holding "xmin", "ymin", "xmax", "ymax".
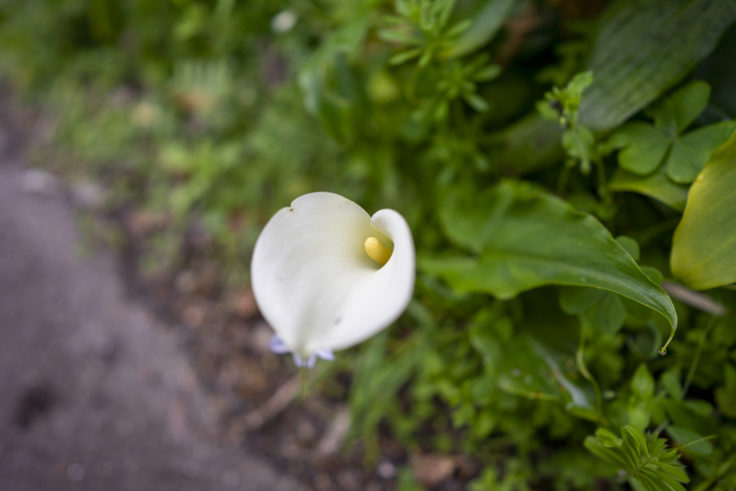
[
  {"xmin": 441, "ymin": 0, "xmax": 515, "ymax": 58},
  {"xmin": 631, "ymin": 364, "xmax": 655, "ymax": 400},
  {"xmin": 559, "ymin": 286, "xmax": 605, "ymax": 315},
  {"xmin": 660, "ymin": 368, "xmax": 683, "ymax": 401},
  {"xmin": 665, "ymin": 120, "xmax": 736, "ymax": 183},
  {"xmin": 489, "ymin": 113, "xmax": 564, "ymax": 174},
  {"xmin": 616, "ymin": 236, "xmax": 640, "ymax": 261},
  {"xmin": 607, "ymin": 122, "xmax": 671, "ymax": 175},
  {"xmin": 580, "ymin": 292, "xmax": 626, "ymax": 335},
  {"xmin": 610, "ymin": 166, "xmax": 688, "ymax": 211},
  {"xmin": 715, "ymin": 364, "xmax": 736, "ymax": 418},
  {"xmin": 605, "ymin": 82, "xmax": 734, "ymax": 185},
  {"xmin": 562, "ymin": 125, "xmax": 596, "ymax": 170},
  {"xmin": 579, "ymin": 0, "xmax": 736, "ymax": 131},
  {"xmin": 298, "ymin": 17, "xmax": 369, "ymax": 143},
  {"xmin": 596, "ymin": 428, "xmax": 622, "ymax": 448},
  {"xmin": 671, "ymin": 130, "xmax": 736, "ymax": 289},
  {"xmin": 667, "ymin": 426, "xmax": 714, "ymax": 455},
  {"xmin": 622, "ymin": 425, "xmax": 648, "ymax": 460},
  {"xmin": 490, "ymin": 307, "xmax": 599, "ymax": 418},
  {"xmin": 463, "ymin": 92, "xmax": 489, "ymax": 112},
  {"xmin": 422, "ymin": 180, "xmax": 677, "ymax": 334},
  {"xmin": 648, "ymin": 81, "xmax": 710, "ymax": 135},
  {"xmin": 585, "ymin": 425, "xmax": 689, "ymax": 491}
]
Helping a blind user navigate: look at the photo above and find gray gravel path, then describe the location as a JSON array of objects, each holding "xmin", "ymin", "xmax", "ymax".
[{"xmin": 0, "ymin": 106, "xmax": 299, "ymax": 491}]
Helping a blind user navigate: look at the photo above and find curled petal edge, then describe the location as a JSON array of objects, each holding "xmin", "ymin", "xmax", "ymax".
[{"xmin": 251, "ymin": 192, "xmax": 415, "ymax": 362}]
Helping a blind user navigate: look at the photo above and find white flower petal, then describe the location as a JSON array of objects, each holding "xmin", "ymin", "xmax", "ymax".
[{"xmin": 251, "ymin": 192, "xmax": 415, "ymax": 357}]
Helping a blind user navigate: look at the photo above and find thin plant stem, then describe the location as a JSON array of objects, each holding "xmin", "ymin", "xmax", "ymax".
[
  {"xmin": 594, "ymin": 158, "xmax": 611, "ymax": 204},
  {"xmin": 683, "ymin": 316, "xmax": 718, "ymax": 396},
  {"xmin": 557, "ymin": 160, "xmax": 573, "ymax": 196},
  {"xmin": 576, "ymin": 323, "xmax": 604, "ymax": 420}
]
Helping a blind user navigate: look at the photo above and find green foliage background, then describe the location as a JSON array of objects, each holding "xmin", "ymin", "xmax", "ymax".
[{"xmin": 2, "ymin": 0, "xmax": 736, "ymax": 488}]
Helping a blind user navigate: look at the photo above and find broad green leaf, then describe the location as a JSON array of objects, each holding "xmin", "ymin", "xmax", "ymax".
[
  {"xmin": 422, "ymin": 180, "xmax": 677, "ymax": 333},
  {"xmin": 665, "ymin": 120, "xmax": 736, "ymax": 183},
  {"xmin": 671, "ymin": 130, "xmax": 736, "ymax": 289},
  {"xmin": 610, "ymin": 166, "xmax": 688, "ymax": 211},
  {"xmin": 469, "ymin": 295, "xmax": 601, "ymax": 419},
  {"xmin": 492, "ymin": 302, "xmax": 599, "ymax": 419},
  {"xmin": 579, "ymin": 0, "xmax": 736, "ymax": 131},
  {"xmin": 616, "ymin": 236, "xmax": 640, "ymax": 261},
  {"xmin": 607, "ymin": 122, "xmax": 671, "ymax": 175}
]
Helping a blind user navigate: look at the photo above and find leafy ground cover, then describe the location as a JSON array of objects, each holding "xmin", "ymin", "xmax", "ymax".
[{"xmin": 2, "ymin": 0, "xmax": 736, "ymax": 489}]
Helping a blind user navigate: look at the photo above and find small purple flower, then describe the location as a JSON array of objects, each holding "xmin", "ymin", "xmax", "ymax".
[{"xmin": 270, "ymin": 335, "xmax": 334, "ymax": 368}]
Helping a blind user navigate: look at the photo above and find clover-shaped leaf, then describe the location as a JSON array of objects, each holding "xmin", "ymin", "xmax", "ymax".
[
  {"xmin": 646, "ymin": 80, "xmax": 710, "ymax": 136},
  {"xmin": 667, "ymin": 122, "xmax": 736, "ymax": 182},
  {"xmin": 607, "ymin": 122, "xmax": 671, "ymax": 175},
  {"xmin": 605, "ymin": 81, "xmax": 736, "ymax": 185}
]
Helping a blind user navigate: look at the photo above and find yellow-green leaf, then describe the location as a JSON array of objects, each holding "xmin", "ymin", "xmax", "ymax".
[{"xmin": 671, "ymin": 130, "xmax": 736, "ymax": 289}]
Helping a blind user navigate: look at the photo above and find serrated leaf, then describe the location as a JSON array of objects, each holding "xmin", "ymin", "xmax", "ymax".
[
  {"xmin": 657, "ymin": 461, "xmax": 690, "ymax": 484},
  {"xmin": 622, "ymin": 425, "xmax": 648, "ymax": 461},
  {"xmin": 671, "ymin": 130, "xmax": 736, "ymax": 289},
  {"xmin": 422, "ymin": 180, "xmax": 678, "ymax": 334},
  {"xmin": 586, "ymin": 425, "xmax": 689, "ymax": 491},
  {"xmin": 579, "ymin": 0, "xmax": 736, "ymax": 131},
  {"xmin": 655, "ymin": 473, "xmax": 688, "ymax": 491}
]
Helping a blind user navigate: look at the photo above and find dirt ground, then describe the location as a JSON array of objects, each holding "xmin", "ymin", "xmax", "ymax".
[{"xmin": 0, "ymin": 102, "xmax": 301, "ymax": 490}]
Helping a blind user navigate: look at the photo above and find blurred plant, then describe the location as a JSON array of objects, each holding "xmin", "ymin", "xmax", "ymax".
[
  {"xmin": 585, "ymin": 425, "xmax": 689, "ymax": 491},
  {"xmin": 2, "ymin": 0, "xmax": 736, "ymax": 488},
  {"xmin": 379, "ymin": 0, "xmax": 472, "ymax": 67}
]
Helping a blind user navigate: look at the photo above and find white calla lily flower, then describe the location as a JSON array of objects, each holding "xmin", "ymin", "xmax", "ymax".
[{"xmin": 251, "ymin": 192, "xmax": 415, "ymax": 366}]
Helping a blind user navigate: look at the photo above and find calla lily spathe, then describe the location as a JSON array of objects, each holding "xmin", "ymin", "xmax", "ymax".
[{"xmin": 251, "ymin": 192, "xmax": 415, "ymax": 366}]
